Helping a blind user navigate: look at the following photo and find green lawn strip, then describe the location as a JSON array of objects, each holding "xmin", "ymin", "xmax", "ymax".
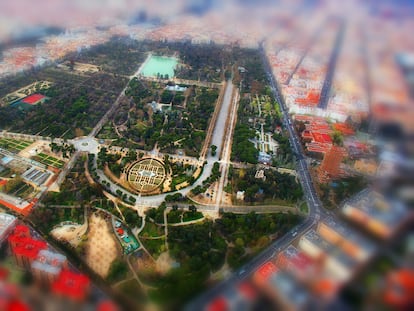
[{"xmin": 182, "ymin": 211, "xmax": 203, "ymax": 222}]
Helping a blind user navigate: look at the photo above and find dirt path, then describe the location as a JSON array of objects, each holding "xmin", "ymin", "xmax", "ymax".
[
  {"xmin": 163, "ymin": 208, "xmax": 169, "ymax": 251},
  {"xmin": 84, "ymin": 157, "xmax": 95, "ymax": 185}
]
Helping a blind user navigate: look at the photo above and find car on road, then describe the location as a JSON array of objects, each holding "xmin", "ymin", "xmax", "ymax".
[{"xmin": 238, "ymin": 269, "xmax": 246, "ymax": 277}]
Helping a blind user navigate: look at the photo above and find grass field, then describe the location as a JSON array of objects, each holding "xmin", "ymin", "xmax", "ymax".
[
  {"xmin": 140, "ymin": 237, "xmax": 165, "ymax": 259},
  {"xmin": 182, "ymin": 211, "xmax": 203, "ymax": 222},
  {"xmin": 140, "ymin": 222, "xmax": 164, "ymax": 238},
  {"xmin": 0, "ymin": 138, "xmax": 31, "ymax": 153},
  {"xmin": 35, "ymin": 153, "xmax": 64, "ymax": 168}
]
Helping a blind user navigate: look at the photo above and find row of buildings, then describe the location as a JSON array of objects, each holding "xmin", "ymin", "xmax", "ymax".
[
  {"xmin": 0, "ymin": 212, "xmax": 118, "ymax": 310},
  {"xmin": 250, "ymin": 188, "xmax": 413, "ymax": 310}
]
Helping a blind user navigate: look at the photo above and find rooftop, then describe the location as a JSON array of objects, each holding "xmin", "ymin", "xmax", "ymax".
[
  {"xmin": 11, "ymin": 236, "xmax": 47, "ymax": 259},
  {"xmin": 0, "ymin": 213, "xmax": 16, "ymax": 239},
  {"xmin": 33, "ymin": 249, "xmax": 67, "ymax": 274},
  {"xmin": 321, "ymin": 217, "xmax": 376, "ymax": 256},
  {"xmin": 52, "ymin": 270, "xmax": 90, "ymax": 301},
  {"xmin": 268, "ymin": 271, "xmax": 310, "ymax": 308},
  {"xmin": 278, "ymin": 245, "xmax": 314, "ymax": 272},
  {"xmin": 343, "ymin": 190, "xmax": 408, "ymax": 228},
  {"xmin": 302, "ymin": 229, "xmax": 335, "ymax": 254},
  {"xmin": 254, "ymin": 261, "xmax": 278, "ymax": 283}
]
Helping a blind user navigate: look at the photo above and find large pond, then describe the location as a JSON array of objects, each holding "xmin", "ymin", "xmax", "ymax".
[{"xmin": 139, "ymin": 55, "xmax": 178, "ymax": 78}]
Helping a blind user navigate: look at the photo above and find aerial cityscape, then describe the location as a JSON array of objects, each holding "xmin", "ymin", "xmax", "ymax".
[{"xmin": 0, "ymin": 0, "xmax": 413, "ymax": 310}]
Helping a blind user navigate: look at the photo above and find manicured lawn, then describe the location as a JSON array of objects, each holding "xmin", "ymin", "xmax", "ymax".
[{"xmin": 182, "ymin": 211, "xmax": 203, "ymax": 222}]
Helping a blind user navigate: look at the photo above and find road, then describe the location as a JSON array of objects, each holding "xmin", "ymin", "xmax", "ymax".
[
  {"xmin": 184, "ymin": 43, "xmax": 329, "ymax": 311},
  {"xmin": 93, "ymin": 80, "xmax": 237, "ymax": 209},
  {"xmin": 284, "ymin": 20, "xmax": 326, "ymax": 86},
  {"xmin": 210, "ymin": 80, "xmax": 235, "ymax": 157},
  {"xmin": 214, "ymin": 86, "xmax": 239, "ymax": 212},
  {"xmin": 318, "ymin": 18, "xmax": 345, "ymax": 110},
  {"xmin": 89, "ymin": 59, "xmax": 147, "ymax": 138}
]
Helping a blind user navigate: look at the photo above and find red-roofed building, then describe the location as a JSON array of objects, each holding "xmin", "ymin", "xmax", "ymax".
[
  {"xmin": 311, "ymin": 278, "xmax": 339, "ymax": 300},
  {"xmin": 253, "ymin": 261, "xmax": 278, "ymax": 284},
  {"xmin": 276, "ymin": 245, "xmax": 315, "ymax": 280},
  {"xmin": 8, "ymin": 225, "xmax": 31, "ymax": 250},
  {"xmin": 97, "ymin": 300, "xmax": 120, "ymax": 311},
  {"xmin": 318, "ymin": 146, "xmax": 347, "ymax": 182},
  {"xmin": 11, "ymin": 236, "xmax": 47, "ymax": 269},
  {"xmin": 21, "ymin": 94, "xmax": 46, "ymax": 105},
  {"xmin": 332, "ymin": 123, "xmax": 354, "ymax": 136},
  {"xmin": 6, "ymin": 299, "xmax": 31, "ymax": 311},
  {"xmin": 0, "ymin": 197, "xmax": 37, "ymax": 216},
  {"xmin": 8, "ymin": 225, "xmax": 47, "ymax": 269},
  {"xmin": 237, "ymin": 282, "xmax": 256, "ymax": 301},
  {"xmin": 205, "ymin": 296, "xmax": 228, "ymax": 311},
  {"xmin": 383, "ymin": 269, "xmax": 414, "ymax": 309},
  {"xmin": 13, "ymin": 225, "xmax": 30, "ymax": 238},
  {"xmin": 298, "ymin": 117, "xmax": 335, "ymax": 155},
  {"xmin": 312, "ymin": 132, "xmax": 332, "ymax": 144},
  {"xmin": 0, "ymin": 179, "xmax": 7, "ymax": 190},
  {"xmin": 0, "ymin": 270, "xmax": 29, "ymax": 311},
  {"xmin": 295, "ymin": 90, "xmax": 320, "ymax": 106},
  {"xmin": 52, "ymin": 270, "xmax": 90, "ymax": 302}
]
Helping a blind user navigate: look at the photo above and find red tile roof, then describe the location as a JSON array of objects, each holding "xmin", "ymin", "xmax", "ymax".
[
  {"xmin": 332, "ymin": 123, "xmax": 355, "ymax": 135},
  {"xmin": 97, "ymin": 300, "xmax": 120, "ymax": 311},
  {"xmin": 237, "ymin": 281, "xmax": 256, "ymax": 300},
  {"xmin": 52, "ymin": 270, "xmax": 90, "ymax": 301},
  {"xmin": 254, "ymin": 261, "xmax": 278, "ymax": 283},
  {"xmin": 206, "ymin": 296, "xmax": 227, "ymax": 311},
  {"xmin": 384, "ymin": 269, "xmax": 414, "ymax": 307},
  {"xmin": 6, "ymin": 299, "xmax": 30, "ymax": 311},
  {"xmin": 312, "ymin": 132, "xmax": 332, "ymax": 144},
  {"xmin": 12, "ymin": 237, "xmax": 47, "ymax": 259}
]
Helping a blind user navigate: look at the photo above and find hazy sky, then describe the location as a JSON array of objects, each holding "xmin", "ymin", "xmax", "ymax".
[{"xmin": 0, "ymin": 0, "xmax": 412, "ymax": 43}]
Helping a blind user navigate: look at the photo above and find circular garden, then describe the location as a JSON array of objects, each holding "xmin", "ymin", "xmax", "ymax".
[{"xmin": 127, "ymin": 158, "xmax": 166, "ymax": 193}]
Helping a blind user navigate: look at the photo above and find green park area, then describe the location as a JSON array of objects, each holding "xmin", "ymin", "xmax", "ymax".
[
  {"xmin": 0, "ymin": 138, "xmax": 31, "ymax": 153},
  {"xmin": 98, "ymin": 78, "xmax": 219, "ymax": 156},
  {"xmin": 138, "ymin": 211, "xmax": 301, "ymax": 309},
  {"xmin": 33, "ymin": 152, "xmax": 65, "ymax": 169},
  {"xmin": 229, "ymin": 167, "xmax": 303, "ymax": 205}
]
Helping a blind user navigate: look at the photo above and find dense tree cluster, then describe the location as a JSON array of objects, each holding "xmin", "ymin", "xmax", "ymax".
[
  {"xmin": 217, "ymin": 212, "xmax": 300, "ymax": 267},
  {"xmin": 147, "ymin": 208, "xmax": 300, "ymax": 307},
  {"xmin": 71, "ymin": 37, "xmax": 147, "ymax": 75},
  {"xmin": 272, "ymin": 132, "xmax": 294, "ymax": 164},
  {"xmin": 118, "ymin": 79, "xmax": 218, "ymax": 155},
  {"xmin": 0, "ymin": 70, "xmax": 127, "ymax": 137},
  {"xmin": 155, "ymin": 221, "xmax": 226, "ymax": 306},
  {"xmin": 231, "ymin": 123, "xmax": 258, "ymax": 164},
  {"xmin": 232, "ymin": 167, "xmax": 303, "ymax": 203}
]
